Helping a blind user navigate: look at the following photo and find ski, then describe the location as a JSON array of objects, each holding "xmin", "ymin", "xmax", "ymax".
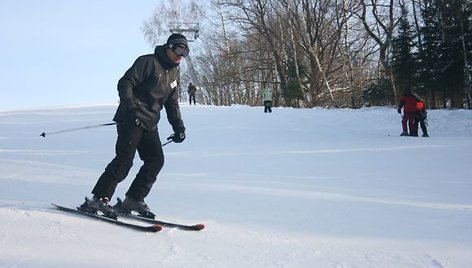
[
  {"xmin": 113, "ymin": 198, "xmax": 205, "ymax": 231},
  {"xmin": 118, "ymin": 212, "xmax": 205, "ymax": 231},
  {"xmin": 51, "ymin": 203, "xmax": 162, "ymax": 233}
]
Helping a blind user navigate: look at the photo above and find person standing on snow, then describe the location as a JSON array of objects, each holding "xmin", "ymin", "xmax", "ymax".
[
  {"xmin": 188, "ymin": 82, "xmax": 197, "ymax": 105},
  {"xmin": 412, "ymin": 98, "xmax": 429, "ymax": 137},
  {"xmin": 262, "ymin": 84, "xmax": 273, "ymax": 113},
  {"xmin": 397, "ymin": 86, "xmax": 417, "ymax": 136},
  {"xmin": 81, "ymin": 33, "xmax": 190, "ymax": 218}
]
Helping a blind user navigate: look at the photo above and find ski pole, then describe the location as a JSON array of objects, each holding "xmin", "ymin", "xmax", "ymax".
[
  {"xmin": 40, "ymin": 122, "xmax": 117, "ymax": 137},
  {"xmin": 162, "ymin": 140, "xmax": 173, "ymax": 147}
]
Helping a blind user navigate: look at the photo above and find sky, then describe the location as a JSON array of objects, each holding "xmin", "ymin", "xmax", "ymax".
[{"xmin": 0, "ymin": 0, "xmax": 172, "ymax": 111}]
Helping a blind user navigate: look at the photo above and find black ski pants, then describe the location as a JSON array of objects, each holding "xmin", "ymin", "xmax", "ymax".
[
  {"xmin": 189, "ymin": 93, "xmax": 196, "ymax": 105},
  {"xmin": 413, "ymin": 117, "xmax": 428, "ymax": 136},
  {"xmin": 92, "ymin": 124, "xmax": 164, "ymax": 201},
  {"xmin": 264, "ymin": 101, "xmax": 272, "ymax": 113}
]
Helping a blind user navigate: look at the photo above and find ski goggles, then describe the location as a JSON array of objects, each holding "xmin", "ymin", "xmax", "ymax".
[{"xmin": 172, "ymin": 44, "xmax": 189, "ymax": 57}]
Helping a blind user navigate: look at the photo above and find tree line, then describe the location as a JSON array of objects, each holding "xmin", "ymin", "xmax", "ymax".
[{"xmin": 143, "ymin": 0, "xmax": 472, "ymax": 109}]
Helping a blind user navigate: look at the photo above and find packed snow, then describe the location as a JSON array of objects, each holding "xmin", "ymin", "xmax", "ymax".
[{"xmin": 0, "ymin": 104, "xmax": 471, "ymax": 268}]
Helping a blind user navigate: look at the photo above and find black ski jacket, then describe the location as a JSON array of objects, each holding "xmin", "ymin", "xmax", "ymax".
[{"xmin": 113, "ymin": 46, "xmax": 185, "ymax": 133}]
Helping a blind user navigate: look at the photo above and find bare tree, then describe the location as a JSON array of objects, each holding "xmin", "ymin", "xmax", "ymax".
[
  {"xmin": 142, "ymin": 0, "xmax": 203, "ymax": 46},
  {"xmin": 354, "ymin": 0, "xmax": 402, "ymax": 103},
  {"xmin": 280, "ymin": 0, "xmax": 371, "ymax": 107},
  {"xmin": 184, "ymin": 0, "xmax": 394, "ymax": 107}
]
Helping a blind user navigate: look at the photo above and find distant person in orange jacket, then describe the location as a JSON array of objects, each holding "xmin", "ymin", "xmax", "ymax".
[
  {"xmin": 413, "ymin": 98, "xmax": 429, "ymax": 137},
  {"xmin": 397, "ymin": 87, "xmax": 417, "ymax": 136}
]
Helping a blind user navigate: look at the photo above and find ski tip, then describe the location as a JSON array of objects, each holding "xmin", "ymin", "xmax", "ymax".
[
  {"xmin": 152, "ymin": 224, "xmax": 163, "ymax": 232},
  {"xmin": 193, "ymin": 224, "xmax": 205, "ymax": 230}
]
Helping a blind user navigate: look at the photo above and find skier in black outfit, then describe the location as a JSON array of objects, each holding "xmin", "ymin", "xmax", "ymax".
[
  {"xmin": 83, "ymin": 33, "xmax": 190, "ymax": 217},
  {"xmin": 188, "ymin": 82, "xmax": 197, "ymax": 105}
]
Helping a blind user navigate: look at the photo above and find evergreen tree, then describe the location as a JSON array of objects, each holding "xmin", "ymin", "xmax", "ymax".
[
  {"xmin": 281, "ymin": 61, "xmax": 304, "ymax": 108},
  {"xmin": 417, "ymin": 0, "xmax": 441, "ymax": 107},
  {"xmin": 440, "ymin": 0, "xmax": 468, "ymax": 108},
  {"xmin": 391, "ymin": 6, "xmax": 417, "ymax": 94},
  {"xmin": 419, "ymin": 0, "xmax": 472, "ymax": 108},
  {"xmin": 463, "ymin": 2, "xmax": 472, "ymax": 107}
]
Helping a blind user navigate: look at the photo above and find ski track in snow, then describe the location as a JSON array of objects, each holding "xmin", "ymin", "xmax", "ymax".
[{"xmin": 190, "ymin": 181, "xmax": 472, "ymax": 211}]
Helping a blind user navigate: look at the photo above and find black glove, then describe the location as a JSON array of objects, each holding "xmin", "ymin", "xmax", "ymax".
[
  {"xmin": 397, "ymin": 108, "xmax": 401, "ymax": 114},
  {"xmin": 167, "ymin": 132, "xmax": 186, "ymax": 143}
]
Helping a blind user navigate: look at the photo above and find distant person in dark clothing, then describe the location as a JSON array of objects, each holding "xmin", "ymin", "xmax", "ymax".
[
  {"xmin": 397, "ymin": 87, "xmax": 417, "ymax": 136},
  {"xmin": 413, "ymin": 98, "xmax": 429, "ymax": 137},
  {"xmin": 188, "ymin": 82, "xmax": 196, "ymax": 105}
]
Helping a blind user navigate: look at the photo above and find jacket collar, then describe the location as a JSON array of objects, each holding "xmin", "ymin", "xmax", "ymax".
[{"xmin": 154, "ymin": 45, "xmax": 179, "ymax": 70}]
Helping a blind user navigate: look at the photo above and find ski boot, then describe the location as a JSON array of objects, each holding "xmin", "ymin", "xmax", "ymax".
[
  {"xmin": 114, "ymin": 196, "xmax": 156, "ymax": 219},
  {"xmin": 78, "ymin": 196, "xmax": 117, "ymax": 219}
]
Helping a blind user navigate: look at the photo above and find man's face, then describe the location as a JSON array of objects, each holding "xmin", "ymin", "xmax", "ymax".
[{"xmin": 166, "ymin": 43, "xmax": 189, "ymax": 64}]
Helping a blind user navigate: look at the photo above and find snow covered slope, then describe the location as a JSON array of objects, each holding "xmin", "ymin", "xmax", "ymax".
[{"xmin": 0, "ymin": 104, "xmax": 471, "ymax": 267}]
